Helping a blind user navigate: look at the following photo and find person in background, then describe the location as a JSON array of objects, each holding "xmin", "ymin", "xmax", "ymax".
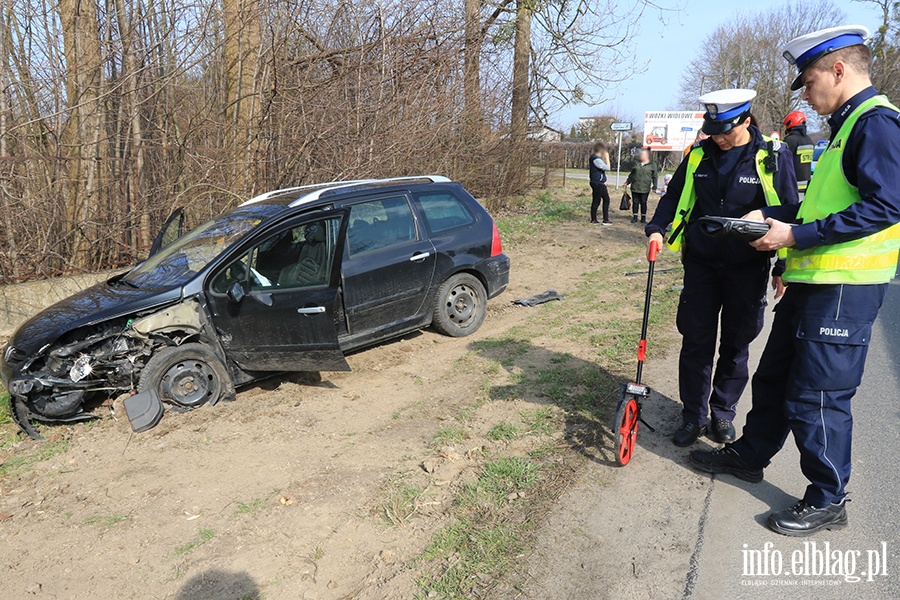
[
  {"xmin": 645, "ymin": 88, "xmax": 799, "ymax": 447},
  {"xmin": 657, "ymin": 173, "xmax": 673, "ymax": 195},
  {"xmin": 683, "ymin": 131, "xmax": 709, "ymax": 158},
  {"xmin": 589, "ymin": 141, "xmax": 612, "ymax": 225},
  {"xmin": 783, "ymin": 110, "xmax": 815, "ymax": 193},
  {"xmin": 625, "ymin": 147, "xmax": 658, "ymax": 224}
]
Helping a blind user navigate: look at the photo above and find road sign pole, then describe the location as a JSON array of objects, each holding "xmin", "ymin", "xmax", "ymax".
[{"xmin": 616, "ymin": 131, "xmax": 623, "ymax": 188}]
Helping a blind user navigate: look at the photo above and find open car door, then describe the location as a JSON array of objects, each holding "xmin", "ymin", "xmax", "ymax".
[
  {"xmin": 205, "ymin": 210, "xmax": 350, "ymax": 372},
  {"xmin": 147, "ymin": 207, "xmax": 186, "ymax": 258}
]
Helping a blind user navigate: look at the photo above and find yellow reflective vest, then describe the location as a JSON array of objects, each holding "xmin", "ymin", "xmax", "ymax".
[
  {"xmin": 783, "ymin": 95, "xmax": 900, "ymax": 284},
  {"xmin": 667, "ymin": 138, "xmax": 786, "ymax": 258}
]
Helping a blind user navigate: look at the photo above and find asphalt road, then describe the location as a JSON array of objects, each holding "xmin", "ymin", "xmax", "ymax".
[{"xmin": 688, "ymin": 277, "xmax": 900, "ymax": 599}]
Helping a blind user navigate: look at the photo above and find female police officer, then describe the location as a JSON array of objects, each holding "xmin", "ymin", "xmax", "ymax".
[{"xmin": 645, "ymin": 89, "xmax": 799, "ymax": 447}]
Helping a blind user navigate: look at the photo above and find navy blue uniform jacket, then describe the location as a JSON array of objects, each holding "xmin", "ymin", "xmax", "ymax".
[
  {"xmin": 646, "ymin": 126, "xmax": 799, "ymax": 275},
  {"xmin": 762, "ymin": 87, "xmax": 900, "ymax": 249}
]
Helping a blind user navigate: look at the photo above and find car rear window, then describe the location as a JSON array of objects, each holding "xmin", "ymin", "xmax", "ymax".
[
  {"xmin": 414, "ymin": 192, "xmax": 475, "ymax": 233},
  {"xmin": 348, "ymin": 196, "xmax": 417, "ymax": 256}
]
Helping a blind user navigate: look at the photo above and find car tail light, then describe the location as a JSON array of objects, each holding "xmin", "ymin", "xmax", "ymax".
[{"xmin": 490, "ymin": 220, "xmax": 503, "ymax": 257}]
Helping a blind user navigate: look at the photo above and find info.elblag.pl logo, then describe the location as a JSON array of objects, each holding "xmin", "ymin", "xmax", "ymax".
[{"xmin": 741, "ymin": 541, "xmax": 890, "ymax": 585}]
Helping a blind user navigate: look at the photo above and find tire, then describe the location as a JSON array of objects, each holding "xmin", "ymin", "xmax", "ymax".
[
  {"xmin": 431, "ymin": 273, "xmax": 487, "ymax": 337},
  {"xmin": 138, "ymin": 343, "xmax": 235, "ymax": 408},
  {"xmin": 613, "ymin": 392, "xmax": 640, "ymax": 466}
]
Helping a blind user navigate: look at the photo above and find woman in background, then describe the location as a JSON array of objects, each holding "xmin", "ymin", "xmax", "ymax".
[{"xmin": 589, "ymin": 141, "xmax": 612, "ymax": 225}]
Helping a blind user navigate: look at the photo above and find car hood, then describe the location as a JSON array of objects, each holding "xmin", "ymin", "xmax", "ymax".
[{"xmin": 9, "ymin": 278, "xmax": 183, "ymax": 356}]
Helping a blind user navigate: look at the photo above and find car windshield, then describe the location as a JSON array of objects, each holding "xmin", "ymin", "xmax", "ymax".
[{"xmin": 123, "ymin": 204, "xmax": 285, "ymax": 288}]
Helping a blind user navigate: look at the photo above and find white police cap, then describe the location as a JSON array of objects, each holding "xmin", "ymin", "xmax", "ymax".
[
  {"xmin": 783, "ymin": 25, "xmax": 869, "ymax": 90},
  {"xmin": 698, "ymin": 89, "xmax": 757, "ymax": 135}
]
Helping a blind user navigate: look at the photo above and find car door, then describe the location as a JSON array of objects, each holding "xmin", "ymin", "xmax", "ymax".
[
  {"xmin": 205, "ymin": 211, "xmax": 350, "ymax": 372},
  {"xmin": 340, "ymin": 194, "xmax": 436, "ymax": 335}
]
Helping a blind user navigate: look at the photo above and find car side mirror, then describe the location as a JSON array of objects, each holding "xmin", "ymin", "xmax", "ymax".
[{"xmin": 227, "ymin": 281, "xmax": 247, "ymax": 304}]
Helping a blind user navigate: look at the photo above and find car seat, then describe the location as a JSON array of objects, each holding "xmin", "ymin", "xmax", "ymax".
[{"xmin": 277, "ymin": 224, "xmax": 328, "ymax": 287}]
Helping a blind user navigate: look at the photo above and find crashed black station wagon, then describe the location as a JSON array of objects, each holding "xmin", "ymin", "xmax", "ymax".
[{"xmin": 1, "ymin": 176, "xmax": 510, "ymax": 438}]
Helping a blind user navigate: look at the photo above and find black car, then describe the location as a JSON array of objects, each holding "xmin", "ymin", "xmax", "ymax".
[{"xmin": 1, "ymin": 176, "xmax": 510, "ymax": 438}]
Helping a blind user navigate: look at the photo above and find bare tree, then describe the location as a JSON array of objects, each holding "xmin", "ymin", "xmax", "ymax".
[
  {"xmin": 678, "ymin": 0, "xmax": 846, "ymax": 132},
  {"xmin": 854, "ymin": 0, "xmax": 900, "ymax": 100},
  {"xmin": 0, "ymin": 0, "xmax": 680, "ymax": 279}
]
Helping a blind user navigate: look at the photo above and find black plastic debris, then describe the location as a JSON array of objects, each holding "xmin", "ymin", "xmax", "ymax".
[
  {"xmin": 513, "ymin": 289, "xmax": 563, "ymax": 307},
  {"xmin": 123, "ymin": 389, "xmax": 165, "ymax": 433}
]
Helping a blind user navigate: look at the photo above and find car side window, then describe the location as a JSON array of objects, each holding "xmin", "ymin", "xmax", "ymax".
[
  {"xmin": 211, "ymin": 217, "xmax": 340, "ymax": 293},
  {"xmin": 347, "ymin": 196, "xmax": 417, "ymax": 256},
  {"xmin": 413, "ymin": 192, "xmax": 475, "ymax": 233}
]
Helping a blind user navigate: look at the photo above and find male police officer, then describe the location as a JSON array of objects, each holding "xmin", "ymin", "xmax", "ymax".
[
  {"xmin": 645, "ymin": 89, "xmax": 798, "ymax": 447},
  {"xmin": 690, "ymin": 25, "xmax": 900, "ymax": 536},
  {"xmin": 782, "ymin": 111, "xmax": 815, "ymax": 193}
]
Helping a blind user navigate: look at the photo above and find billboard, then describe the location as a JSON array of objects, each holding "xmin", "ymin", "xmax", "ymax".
[{"xmin": 643, "ymin": 111, "xmax": 705, "ymax": 152}]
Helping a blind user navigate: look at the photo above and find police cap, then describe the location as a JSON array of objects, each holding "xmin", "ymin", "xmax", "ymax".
[
  {"xmin": 698, "ymin": 89, "xmax": 757, "ymax": 135},
  {"xmin": 782, "ymin": 25, "xmax": 870, "ymax": 91}
]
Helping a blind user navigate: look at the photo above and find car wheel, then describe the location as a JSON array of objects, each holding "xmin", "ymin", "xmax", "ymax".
[
  {"xmin": 432, "ymin": 273, "xmax": 487, "ymax": 337},
  {"xmin": 138, "ymin": 343, "xmax": 235, "ymax": 408}
]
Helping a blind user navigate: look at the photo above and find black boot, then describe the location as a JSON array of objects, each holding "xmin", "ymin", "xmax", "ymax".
[
  {"xmin": 709, "ymin": 419, "xmax": 736, "ymax": 443},
  {"xmin": 672, "ymin": 421, "xmax": 707, "ymax": 447},
  {"xmin": 631, "ymin": 215, "xmax": 638, "ymax": 223},
  {"xmin": 689, "ymin": 444, "xmax": 764, "ymax": 482},
  {"xmin": 767, "ymin": 499, "xmax": 848, "ymax": 537}
]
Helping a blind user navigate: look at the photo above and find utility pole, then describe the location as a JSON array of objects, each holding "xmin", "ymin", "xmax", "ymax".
[{"xmin": 616, "ymin": 131, "xmax": 623, "ymax": 188}]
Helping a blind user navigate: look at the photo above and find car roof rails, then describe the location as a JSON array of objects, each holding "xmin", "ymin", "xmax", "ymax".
[{"xmin": 240, "ymin": 175, "xmax": 453, "ymax": 207}]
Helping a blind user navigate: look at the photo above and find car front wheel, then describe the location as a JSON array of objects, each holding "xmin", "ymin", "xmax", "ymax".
[
  {"xmin": 138, "ymin": 343, "xmax": 235, "ymax": 407},
  {"xmin": 432, "ymin": 273, "xmax": 487, "ymax": 337}
]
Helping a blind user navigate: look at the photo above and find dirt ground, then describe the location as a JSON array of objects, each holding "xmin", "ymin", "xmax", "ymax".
[{"xmin": 0, "ymin": 186, "xmax": 695, "ymax": 599}]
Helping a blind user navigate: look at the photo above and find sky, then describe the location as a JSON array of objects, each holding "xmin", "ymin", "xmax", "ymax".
[{"xmin": 552, "ymin": 0, "xmax": 884, "ymax": 130}]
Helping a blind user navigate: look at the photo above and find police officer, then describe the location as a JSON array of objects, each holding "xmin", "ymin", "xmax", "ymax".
[
  {"xmin": 645, "ymin": 89, "xmax": 799, "ymax": 447},
  {"xmin": 782, "ymin": 110, "xmax": 815, "ymax": 193},
  {"xmin": 690, "ymin": 25, "xmax": 900, "ymax": 536}
]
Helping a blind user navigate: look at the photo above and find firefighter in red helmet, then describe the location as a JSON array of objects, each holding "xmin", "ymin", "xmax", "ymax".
[{"xmin": 783, "ymin": 110, "xmax": 815, "ymax": 193}]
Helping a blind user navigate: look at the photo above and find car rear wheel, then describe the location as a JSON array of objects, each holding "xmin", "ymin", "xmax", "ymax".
[
  {"xmin": 432, "ymin": 273, "xmax": 487, "ymax": 337},
  {"xmin": 138, "ymin": 343, "xmax": 235, "ymax": 408}
]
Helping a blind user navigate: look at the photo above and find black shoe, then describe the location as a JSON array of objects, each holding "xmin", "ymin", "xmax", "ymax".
[
  {"xmin": 767, "ymin": 500, "xmax": 848, "ymax": 537},
  {"xmin": 689, "ymin": 444, "xmax": 764, "ymax": 482},
  {"xmin": 631, "ymin": 215, "xmax": 638, "ymax": 223},
  {"xmin": 672, "ymin": 421, "xmax": 707, "ymax": 447},
  {"xmin": 709, "ymin": 419, "xmax": 736, "ymax": 443},
  {"xmin": 641, "ymin": 217, "xmax": 646, "ymax": 224}
]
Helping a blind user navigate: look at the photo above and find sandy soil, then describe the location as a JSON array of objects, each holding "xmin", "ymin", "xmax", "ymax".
[{"xmin": 0, "ymin": 188, "xmax": 695, "ymax": 600}]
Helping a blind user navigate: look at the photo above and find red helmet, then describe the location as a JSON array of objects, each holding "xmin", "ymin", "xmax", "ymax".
[{"xmin": 783, "ymin": 111, "xmax": 807, "ymax": 129}]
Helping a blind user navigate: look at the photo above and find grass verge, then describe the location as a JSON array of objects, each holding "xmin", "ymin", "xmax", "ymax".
[{"xmin": 415, "ymin": 186, "xmax": 682, "ymax": 595}]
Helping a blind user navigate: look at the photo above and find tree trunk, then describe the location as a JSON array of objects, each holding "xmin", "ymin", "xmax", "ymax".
[
  {"xmin": 113, "ymin": 0, "xmax": 148, "ymax": 254},
  {"xmin": 0, "ymin": 0, "xmax": 16, "ymax": 277},
  {"xmin": 59, "ymin": 0, "xmax": 107, "ymax": 268},
  {"xmin": 223, "ymin": 0, "xmax": 262, "ymax": 196},
  {"xmin": 506, "ymin": 0, "xmax": 531, "ymax": 193},
  {"xmin": 463, "ymin": 0, "xmax": 483, "ymax": 139}
]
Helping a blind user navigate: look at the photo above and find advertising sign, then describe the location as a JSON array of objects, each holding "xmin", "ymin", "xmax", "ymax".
[{"xmin": 643, "ymin": 111, "xmax": 705, "ymax": 152}]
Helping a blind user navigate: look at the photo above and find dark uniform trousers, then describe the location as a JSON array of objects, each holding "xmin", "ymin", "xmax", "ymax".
[
  {"xmin": 731, "ymin": 282, "xmax": 887, "ymax": 508},
  {"xmin": 676, "ymin": 257, "xmax": 769, "ymax": 426}
]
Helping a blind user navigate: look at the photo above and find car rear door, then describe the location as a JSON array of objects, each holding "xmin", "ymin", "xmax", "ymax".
[
  {"xmin": 204, "ymin": 211, "xmax": 350, "ymax": 372},
  {"xmin": 340, "ymin": 194, "xmax": 436, "ymax": 335}
]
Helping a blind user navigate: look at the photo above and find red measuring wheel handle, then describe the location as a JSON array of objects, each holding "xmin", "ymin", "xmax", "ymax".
[{"xmin": 648, "ymin": 238, "xmax": 661, "ymax": 263}]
